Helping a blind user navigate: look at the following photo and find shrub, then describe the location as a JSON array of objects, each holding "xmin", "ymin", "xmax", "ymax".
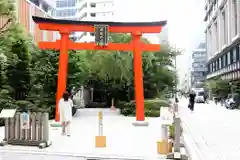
[
  {"xmin": 169, "ymin": 124, "xmax": 175, "ymax": 139},
  {"xmin": 119, "ymin": 99, "xmax": 169, "ymax": 117}
]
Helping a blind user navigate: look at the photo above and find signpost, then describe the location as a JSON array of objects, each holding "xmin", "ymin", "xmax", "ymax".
[
  {"xmin": 94, "ymin": 24, "xmax": 109, "ymax": 46},
  {"xmin": 95, "ymin": 111, "xmax": 106, "ymax": 147}
]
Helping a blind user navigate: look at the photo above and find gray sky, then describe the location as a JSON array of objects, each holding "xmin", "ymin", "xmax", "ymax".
[{"xmin": 114, "ymin": 0, "xmax": 206, "ymax": 80}]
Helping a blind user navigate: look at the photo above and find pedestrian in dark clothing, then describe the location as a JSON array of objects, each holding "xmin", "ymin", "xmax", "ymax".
[
  {"xmin": 189, "ymin": 91, "xmax": 196, "ymax": 111},
  {"xmin": 204, "ymin": 93, "xmax": 207, "ymax": 103}
]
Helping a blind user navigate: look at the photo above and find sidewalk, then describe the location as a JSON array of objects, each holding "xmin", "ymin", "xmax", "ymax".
[
  {"xmin": 0, "ymin": 108, "xmax": 167, "ymax": 160},
  {"xmin": 179, "ymin": 99, "xmax": 240, "ymax": 160}
]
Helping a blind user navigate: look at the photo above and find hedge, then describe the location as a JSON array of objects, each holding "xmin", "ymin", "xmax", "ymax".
[{"xmin": 117, "ymin": 99, "xmax": 170, "ymax": 117}]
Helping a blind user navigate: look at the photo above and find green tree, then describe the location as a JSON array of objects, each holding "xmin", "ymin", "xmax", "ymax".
[
  {"xmin": 4, "ymin": 25, "xmax": 31, "ymax": 100},
  {"xmin": 205, "ymin": 78, "xmax": 230, "ymax": 97}
]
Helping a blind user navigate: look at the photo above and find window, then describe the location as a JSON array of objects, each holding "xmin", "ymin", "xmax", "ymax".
[
  {"xmin": 213, "ymin": 62, "xmax": 216, "ymax": 72},
  {"xmin": 227, "ymin": 52, "xmax": 231, "ymax": 65},
  {"xmin": 216, "ymin": 60, "xmax": 219, "ymax": 70},
  {"xmin": 210, "ymin": 63, "xmax": 212, "ymax": 72},
  {"xmin": 219, "ymin": 57, "xmax": 222, "ymax": 69},
  {"xmin": 90, "ymin": 3, "xmax": 96, "ymax": 7},
  {"xmin": 43, "ymin": 31, "xmax": 47, "ymax": 41},
  {"xmin": 192, "ymin": 62, "xmax": 203, "ymax": 68},
  {"xmin": 90, "ymin": 32, "xmax": 95, "ymax": 36},
  {"xmin": 90, "ymin": 13, "xmax": 96, "ymax": 17},
  {"xmin": 56, "ymin": 9, "xmax": 77, "ymax": 17},
  {"xmin": 42, "ymin": 4, "xmax": 48, "ymax": 12},
  {"xmin": 233, "ymin": 49, "xmax": 237, "ymax": 62},
  {"xmin": 56, "ymin": 0, "xmax": 76, "ymax": 8},
  {"xmin": 237, "ymin": 45, "xmax": 240, "ymax": 61},
  {"xmin": 221, "ymin": 9, "xmax": 227, "ymax": 45},
  {"xmin": 233, "ymin": 0, "xmax": 238, "ymax": 36},
  {"xmin": 30, "ymin": 0, "xmax": 40, "ymax": 6},
  {"xmin": 223, "ymin": 54, "xmax": 226, "ymax": 67}
]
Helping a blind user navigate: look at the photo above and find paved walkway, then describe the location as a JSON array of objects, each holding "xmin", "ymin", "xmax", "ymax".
[
  {"xmin": 0, "ymin": 108, "xmax": 167, "ymax": 160},
  {"xmin": 179, "ymin": 99, "xmax": 240, "ymax": 160}
]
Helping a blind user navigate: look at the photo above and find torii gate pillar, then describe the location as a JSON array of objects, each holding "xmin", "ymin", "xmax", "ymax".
[
  {"xmin": 132, "ymin": 32, "xmax": 145, "ymax": 122},
  {"xmin": 56, "ymin": 32, "xmax": 70, "ymax": 120}
]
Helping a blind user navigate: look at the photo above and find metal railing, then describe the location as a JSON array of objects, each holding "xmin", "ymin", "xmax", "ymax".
[{"xmin": 0, "ymin": 112, "xmax": 51, "ymax": 148}]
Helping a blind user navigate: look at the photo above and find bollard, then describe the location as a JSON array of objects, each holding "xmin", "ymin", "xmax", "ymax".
[
  {"xmin": 39, "ymin": 112, "xmax": 51, "ymax": 148},
  {"xmin": 167, "ymin": 113, "xmax": 184, "ymax": 159},
  {"xmin": 95, "ymin": 111, "xmax": 106, "ymax": 148},
  {"xmin": 4, "ymin": 118, "xmax": 9, "ymax": 141},
  {"xmin": 157, "ymin": 124, "xmax": 169, "ymax": 154},
  {"xmin": 15, "ymin": 113, "xmax": 20, "ymax": 140},
  {"xmin": 173, "ymin": 115, "xmax": 181, "ymax": 153}
]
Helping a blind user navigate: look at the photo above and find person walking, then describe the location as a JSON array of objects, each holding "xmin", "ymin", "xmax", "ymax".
[
  {"xmin": 188, "ymin": 91, "xmax": 196, "ymax": 112},
  {"xmin": 59, "ymin": 92, "xmax": 73, "ymax": 136}
]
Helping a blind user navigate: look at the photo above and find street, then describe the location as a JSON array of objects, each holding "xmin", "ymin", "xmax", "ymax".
[{"xmin": 179, "ymin": 99, "xmax": 240, "ymax": 160}]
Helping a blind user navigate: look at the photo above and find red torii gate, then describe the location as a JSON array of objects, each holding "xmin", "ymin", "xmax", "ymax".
[{"xmin": 32, "ymin": 16, "xmax": 166, "ymax": 125}]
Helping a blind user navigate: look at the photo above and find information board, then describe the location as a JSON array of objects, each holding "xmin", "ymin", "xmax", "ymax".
[
  {"xmin": 20, "ymin": 112, "xmax": 30, "ymax": 129},
  {"xmin": 94, "ymin": 24, "xmax": 109, "ymax": 46},
  {"xmin": 0, "ymin": 109, "xmax": 16, "ymax": 118}
]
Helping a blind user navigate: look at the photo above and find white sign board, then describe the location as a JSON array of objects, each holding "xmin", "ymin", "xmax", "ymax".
[
  {"xmin": 20, "ymin": 112, "xmax": 30, "ymax": 129},
  {"xmin": 0, "ymin": 109, "xmax": 16, "ymax": 118}
]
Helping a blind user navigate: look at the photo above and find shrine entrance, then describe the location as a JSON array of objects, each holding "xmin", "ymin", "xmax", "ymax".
[{"xmin": 32, "ymin": 16, "xmax": 166, "ymax": 125}]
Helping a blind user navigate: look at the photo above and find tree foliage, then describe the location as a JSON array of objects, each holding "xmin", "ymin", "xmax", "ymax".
[{"xmin": 205, "ymin": 78, "xmax": 230, "ymax": 97}]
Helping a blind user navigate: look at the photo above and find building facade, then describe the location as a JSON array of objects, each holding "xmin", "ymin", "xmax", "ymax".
[
  {"xmin": 204, "ymin": 0, "xmax": 240, "ymax": 81},
  {"xmin": 191, "ymin": 43, "xmax": 207, "ymax": 87},
  {"xmin": 55, "ymin": 0, "xmax": 115, "ymax": 42},
  {"xmin": 0, "ymin": 0, "xmax": 56, "ymax": 43},
  {"xmin": 82, "ymin": 0, "xmax": 115, "ymax": 42},
  {"xmin": 55, "ymin": 0, "xmax": 87, "ymax": 41}
]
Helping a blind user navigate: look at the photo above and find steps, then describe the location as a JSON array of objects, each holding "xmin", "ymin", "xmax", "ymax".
[{"xmin": 76, "ymin": 108, "xmax": 120, "ymax": 117}]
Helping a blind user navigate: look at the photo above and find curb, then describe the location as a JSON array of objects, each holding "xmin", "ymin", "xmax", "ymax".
[{"xmin": 181, "ymin": 119, "xmax": 202, "ymax": 160}]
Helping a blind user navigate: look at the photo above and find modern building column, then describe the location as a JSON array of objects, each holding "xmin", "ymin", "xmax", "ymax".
[
  {"xmin": 227, "ymin": 0, "xmax": 231, "ymax": 45},
  {"xmin": 237, "ymin": 0, "xmax": 240, "ymax": 35}
]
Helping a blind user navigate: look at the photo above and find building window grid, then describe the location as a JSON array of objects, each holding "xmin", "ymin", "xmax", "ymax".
[
  {"xmin": 56, "ymin": 0, "xmax": 76, "ymax": 8},
  {"xmin": 56, "ymin": 9, "xmax": 77, "ymax": 17}
]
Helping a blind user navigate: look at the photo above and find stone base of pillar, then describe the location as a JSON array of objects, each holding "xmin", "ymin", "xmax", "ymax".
[{"xmin": 132, "ymin": 120, "xmax": 149, "ymax": 126}]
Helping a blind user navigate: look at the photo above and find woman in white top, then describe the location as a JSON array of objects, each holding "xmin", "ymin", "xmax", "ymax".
[{"xmin": 59, "ymin": 92, "xmax": 73, "ymax": 136}]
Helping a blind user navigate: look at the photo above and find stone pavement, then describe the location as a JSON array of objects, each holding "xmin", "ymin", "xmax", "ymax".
[
  {"xmin": 179, "ymin": 99, "xmax": 240, "ymax": 160},
  {"xmin": 0, "ymin": 108, "xmax": 168, "ymax": 160}
]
